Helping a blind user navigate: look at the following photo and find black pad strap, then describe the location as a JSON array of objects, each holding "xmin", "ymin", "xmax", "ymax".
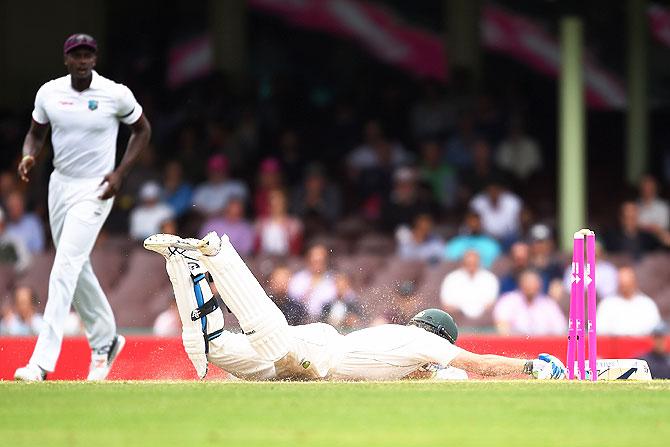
[
  {"xmin": 207, "ymin": 329, "xmax": 224, "ymax": 341},
  {"xmin": 191, "ymin": 297, "xmax": 219, "ymax": 321}
]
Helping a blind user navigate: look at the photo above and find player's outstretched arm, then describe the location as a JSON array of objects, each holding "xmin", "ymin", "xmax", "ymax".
[
  {"xmin": 450, "ymin": 351, "xmax": 566, "ymax": 379},
  {"xmin": 450, "ymin": 351, "xmax": 527, "ymax": 377}
]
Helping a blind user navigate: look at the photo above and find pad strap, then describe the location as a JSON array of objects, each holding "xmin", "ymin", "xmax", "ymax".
[
  {"xmin": 191, "ymin": 297, "xmax": 219, "ymax": 321},
  {"xmin": 191, "ymin": 272, "xmax": 221, "ymax": 355}
]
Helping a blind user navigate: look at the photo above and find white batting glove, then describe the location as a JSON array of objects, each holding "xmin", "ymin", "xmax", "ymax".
[{"xmin": 528, "ymin": 353, "xmax": 566, "ymax": 380}]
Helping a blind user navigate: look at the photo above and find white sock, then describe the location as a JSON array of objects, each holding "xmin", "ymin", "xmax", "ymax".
[{"xmin": 198, "ymin": 235, "xmax": 291, "ymax": 361}]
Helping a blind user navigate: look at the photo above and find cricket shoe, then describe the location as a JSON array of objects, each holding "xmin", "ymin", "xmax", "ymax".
[
  {"xmin": 14, "ymin": 363, "xmax": 47, "ymax": 381},
  {"xmin": 87, "ymin": 334, "xmax": 126, "ymax": 381}
]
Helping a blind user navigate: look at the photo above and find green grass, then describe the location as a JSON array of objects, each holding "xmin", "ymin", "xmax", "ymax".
[{"xmin": 1, "ymin": 381, "xmax": 669, "ymax": 447}]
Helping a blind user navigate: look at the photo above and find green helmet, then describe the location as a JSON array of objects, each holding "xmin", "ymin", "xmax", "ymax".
[{"xmin": 409, "ymin": 309, "xmax": 458, "ymax": 344}]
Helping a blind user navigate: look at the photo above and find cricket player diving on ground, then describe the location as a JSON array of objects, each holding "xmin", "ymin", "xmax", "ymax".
[
  {"xmin": 144, "ymin": 231, "xmax": 567, "ymax": 381},
  {"xmin": 14, "ymin": 34, "xmax": 151, "ymax": 381}
]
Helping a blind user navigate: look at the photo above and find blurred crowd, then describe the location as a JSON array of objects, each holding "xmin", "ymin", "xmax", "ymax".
[{"xmin": 1, "ymin": 76, "xmax": 670, "ymax": 358}]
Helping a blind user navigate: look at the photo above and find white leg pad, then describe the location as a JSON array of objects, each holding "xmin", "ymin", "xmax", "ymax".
[
  {"xmin": 199, "ymin": 235, "xmax": 291, "ymax": 361},
  {"xmin": 165, "ymin": 252, "xmax": 224, "ymax": 379}
]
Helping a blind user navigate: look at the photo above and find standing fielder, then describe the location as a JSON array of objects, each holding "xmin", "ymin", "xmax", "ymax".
[
  {"xmin": 14, "ymin": 34, "xmax": 151, "ymax": 381},
  {"xmin": 144, "ymin": 231, "xmax": 566, "ymax": 381}
]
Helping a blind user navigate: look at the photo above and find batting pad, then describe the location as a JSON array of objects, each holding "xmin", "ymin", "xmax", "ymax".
[
  {"xmin": 165, "ymin": 252, "xmax": 225, "ymax": 379},
  {"xmin": 199, "ymin": 235, "xmax": 291, "ymax": 362}
]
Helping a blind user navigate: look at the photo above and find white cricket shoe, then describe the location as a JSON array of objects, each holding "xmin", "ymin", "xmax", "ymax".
[
  {"xmin": 87, "ymin": 334, "xmax": 126, "ymax": 381},
  {"xmin": 14, "ymin": 363, "xmax": 46, "ymax": 381}
]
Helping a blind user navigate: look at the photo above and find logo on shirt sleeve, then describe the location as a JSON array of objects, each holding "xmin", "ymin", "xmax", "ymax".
[{"xmin": 88, "ymin": 100, "xmax": 98, "ymax": 111}]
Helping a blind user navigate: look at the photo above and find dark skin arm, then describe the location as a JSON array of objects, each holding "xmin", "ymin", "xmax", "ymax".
[
  {"xmin": 99, "ymin": 114, "xmax": 151, "ymax": 199},
  {"xmin": 18, "ymin": 120, "xmax": 49, "ymax": 182}
]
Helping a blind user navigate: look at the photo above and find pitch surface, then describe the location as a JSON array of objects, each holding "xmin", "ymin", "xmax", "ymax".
[{"xmin": 1, "ymin": 381, "xmax": 668, "ymax": 446}]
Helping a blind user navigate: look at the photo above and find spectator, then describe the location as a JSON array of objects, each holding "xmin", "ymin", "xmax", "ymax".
[
  {"xmin": 562, "ymin": 242, "xmax": 618, "ymax": 299},
  {"xmin": 326, "ymin": 102, "xmax": 359, "ymax": 163},
  {"xmin": 410, "ymin": 81, "xmax": 456, "ymax": 140},
  {"xmin": 277, "ymin": 129, "xmax": 305, "ymax": 188},
  {"xmin": 380, "ymin": 167, "xmax": 433, "ymax": 232},
  {"xmin": 129, "ymin": 181, "xmax": 175, "ymax": 241},
  {"xmin": 444, "ymin": 113, "xmax": 478, "ymax": 170},
  {"xmin": 267, "ymin": 266, "xmax": 308, "ymax": 326},
  {"xmin": 200, "ymin": 197, "xmax": 254, "ymax": 256},
  {"xmin": 160, "ymin": 218, "xmax": 179, "ymax": 235},
  {"xmin": 291, "ymin": 163, "xmax": 342, "ymax": 233},
  {"xmin": 153, "ymin": 302, "xmax": 180, "ymax": 337},
  {"xmin": 385, "ymin": 280, "xmax": 424, "ymax": 325},
  {"xmin": 175, "ymin": 125, "xmax": 203, "ymax": 181},
  {"xmin": 396, "ymin": 213, "xmax": 445, "ymax": 264},
  {"xmin": 254, "ymin": 157, "xmax": 283, "ymax": 218},
  {"xmin": 517, "ymin": 205, "xmax": 537, "ymax": 242},
  {"xmin": 205, "ymin": 120, "xmax": 241, "ymax": 172},
  {"xmin": 637, "ymin": 174, "xmax": 669, "ymax": 232},
  {"xmin": 162, "ymin": 160, "xmax": 193, "ymax": 218},
  {"xmin": 493, "ymin": 269, "xmax": 566, "ymax": 336},
  {"xmin": 602, "ymin": 201, "xmax": 661, "ymax": 260},
  {"xmin": 347, "ymin": 119, "xmax": 411, "ymax": 174},
  {"xmin": 527, "ymin": 224, "xmax": 563, "ymax": 294},
  {"xmin": 596, "ymin": 266, "xmax": 661, "ymax": 336},
  {"xmin": 348, "ymin": 121, "xmax": 410, "ymax": 218},
  {"xmin": 440, "ymin": 250, "xmax": 499, "ymax": 322},
  {"xmin": 288, "ymin": 244, "xmax": 337, "ymax": 317},
  {"xmin": 445, "ymin": 210, "xmax": 502, "ymax": 268},
  {"xmin": 469, "ymin": 178, "xmax": 522, "ymax": 245},
  {"xmin": 495, "ymin": 117, "xmax": 542, "ymax": 181},
  {"xmin": 3, "ymin": 190, "xmax": 44, "ymax": 253},
  {"xmin": 0, "ymin": 206, "xmax": 31, "ymax": 272},
  {"xmin": 234, "ymin": 107, "xmax": 260, "ymax": 167},
  {"xmin": 192, "ymin": 154, "xmax": 248, "ymax": 216},
  {"xmin": 255, "ymin": 189, "xmax": 303, "ymax": 256},
  {"xmin": 0, "ymin": 170, "xmax": 18, "ymax": 203},
  {"xmin": 0, "ymin": 286, "xmax": 43, "ymax": 336},
  {"xmin": 119, "ymin": 143, "xmax": 162, "ymax": 208},
  {"xmin": 474, "ymin": 95, "xmax": 505, "ymax": 145},
  {"xmin": 320, "ymin": 274, "xmax": 362, "ymax": 333},
  {"xmin": 639, "ymin": 322, "xmax": 670, "ymax": 379},
  {"xmin": 418, "ymin": 140, "xmax": 457, "ymax": 209},
  {"xmin": 460, "ymin": 139, "xmax": 504, "ymax": 200},
  {"xmin": 499, "ymin": 242, "xmax": 531, "ymax": 294}
]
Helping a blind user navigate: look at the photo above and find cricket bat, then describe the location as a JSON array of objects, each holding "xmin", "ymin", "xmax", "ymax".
[{"xmin": 577, "ymin": 359, "xmax": 652, "ymax": 380}]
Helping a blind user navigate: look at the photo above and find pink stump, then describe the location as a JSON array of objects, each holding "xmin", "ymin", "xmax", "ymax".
[{"xmin": 586, "ymin": 233, "xmax": 598, "ymax": 381}]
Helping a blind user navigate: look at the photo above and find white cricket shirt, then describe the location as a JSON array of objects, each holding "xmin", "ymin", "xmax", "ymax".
[
  {"xmin": 32, "ymin": 70, "xmax": 143, "ymax": 178},
  {"xmin": 209, "ymin": 324, "xmax": 464, "ymax": 382},
  {"xmin": 596, "ymin": 292, "xmax": 662, "ymax": 336},
  {"xmin": 470, "ymin": 191, "xmax": 522, "ymax": 239},
  {"xmin": 440, "ymin": 268, "xmax": 499, "ymax": 319},
  {"xmin": 331, "ymin": 324, "xmax": 463, "ymax": 381}
]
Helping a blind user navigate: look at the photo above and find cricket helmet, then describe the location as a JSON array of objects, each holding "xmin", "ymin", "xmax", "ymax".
[{"xmin": 409, "ymin": 308, "xmax": 458, "ymax": 344}]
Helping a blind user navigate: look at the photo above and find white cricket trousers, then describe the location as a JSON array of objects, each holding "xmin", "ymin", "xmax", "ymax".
[{"xmin": 30, "ymin": 170, "xmax": 116, "ymax": 371}]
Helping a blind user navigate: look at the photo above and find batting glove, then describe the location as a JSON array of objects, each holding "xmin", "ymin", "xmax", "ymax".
[{"xmin": 527, "ymin": 353, "xmax": 567, "ymax": 380}]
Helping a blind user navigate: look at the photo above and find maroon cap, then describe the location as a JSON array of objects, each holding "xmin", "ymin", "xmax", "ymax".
[{"xmin": 64, "ymin": 33, "xmax": 97, "ymax": 54}]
